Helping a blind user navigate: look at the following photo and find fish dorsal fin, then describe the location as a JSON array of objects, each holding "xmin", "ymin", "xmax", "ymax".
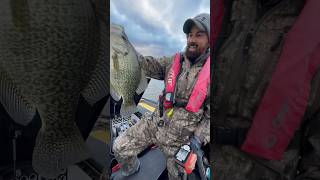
[
  {"xmin": 81, "ymin": 10, "xmax": 108, "ymax": 106},
  {"xmin": 0, "ymin": 66, "xmax": 35, "ymax": 126},
  {"xmin": 136, "ymin": 69, "xmax": 148, "ymax": 95}
]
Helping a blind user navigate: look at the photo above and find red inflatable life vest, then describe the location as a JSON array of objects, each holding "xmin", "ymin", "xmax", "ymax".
[
  {"xmin": 241, "ymin": 0, "xmax": 320, "ymax": 160},
  {"xmin": 212, "ymin": 0, "xmax": 320, "ymax": 160},
  {"xmin": 163, "ymin": 53, "xmax": 210, "ymax": 113}
]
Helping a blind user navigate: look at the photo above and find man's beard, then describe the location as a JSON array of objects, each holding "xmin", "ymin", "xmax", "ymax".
[{"xmin": 186, "ymin": 45, "xmax": 202, "ymax": 63}]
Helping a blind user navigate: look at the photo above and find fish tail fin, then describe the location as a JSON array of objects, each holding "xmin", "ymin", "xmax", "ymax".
[
  {"xmin": 120, "ymin": 102, "xmax": 138, "ymax": 117},
  {"xmin": 32, "ymin": 127, "xmax": 89, "ymax": 178}
]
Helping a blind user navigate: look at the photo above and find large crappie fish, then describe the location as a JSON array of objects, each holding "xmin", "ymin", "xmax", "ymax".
[
  {"xmin": 110, "ymin": 24, "xmax": 148, "ymax": 116},
  {"xmin": 0, "ymin": 0, "xmax": 108, "ymax": 178}
]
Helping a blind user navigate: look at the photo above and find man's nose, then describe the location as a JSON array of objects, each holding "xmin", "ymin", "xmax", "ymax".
[{"xmin": 188, "ymin": 36, "xmax": 196, "ymax": 43}]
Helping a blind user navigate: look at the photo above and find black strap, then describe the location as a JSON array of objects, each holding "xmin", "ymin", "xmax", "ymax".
[
  {"xmin": 158, "ymin": 94, "xmax": 164, "ymax": 118},
  {"xmin": 174, "ymin": 100, "xmax": 188, "ymax": 107},
  {"xmin": 214, "ymin": 125, "xmax": 302, "ymax": 150},
  {"xmin": 214, "ymin": 126, "xmax": 248, "ymax": 147}
]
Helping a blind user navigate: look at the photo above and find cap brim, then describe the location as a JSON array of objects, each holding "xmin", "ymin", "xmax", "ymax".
[{"xmin": 183, "ymin": 19, "xmax": 206, "ymax": 34}]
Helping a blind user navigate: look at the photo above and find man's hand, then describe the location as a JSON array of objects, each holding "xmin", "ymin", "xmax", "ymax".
[{"xmin": 190, "ymin": 136, "xmax": 208, "ymax": 180}]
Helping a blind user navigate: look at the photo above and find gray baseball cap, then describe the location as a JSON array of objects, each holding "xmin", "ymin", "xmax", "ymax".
[{"xmin": 183, "ymin": 13, "xmax": 210, "ymax": 37}]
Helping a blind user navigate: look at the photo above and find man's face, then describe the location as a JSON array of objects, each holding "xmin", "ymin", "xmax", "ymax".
[{"xmin": 185, "ymin": 25, "xmax": 209, "ymax": 62}]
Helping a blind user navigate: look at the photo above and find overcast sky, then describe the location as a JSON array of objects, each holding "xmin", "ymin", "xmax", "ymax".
[{"xmin": 110, "ymin": 0, "xmax": 210, "ymax": 57}]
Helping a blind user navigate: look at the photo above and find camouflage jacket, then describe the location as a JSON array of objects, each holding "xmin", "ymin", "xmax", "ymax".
[
  {"xmin": 213, "ymin": 0, "xmax": 320, "ymax": 179},
  {"xmin": 138, "ymin": 49, "xmax": 210, "ymax": 145}
]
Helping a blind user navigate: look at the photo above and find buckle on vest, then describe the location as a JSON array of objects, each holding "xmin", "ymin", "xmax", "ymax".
[
  {"xmin": 163, "ymin": 93, "xmax": 174, "ymax": 109},
  {"xmin": 165, "ymin": 93, "xmax": 173, "ymax": 102},
  {"xmin": 163, "ymin": 101, "xmax": 173, "ymax": 109}
]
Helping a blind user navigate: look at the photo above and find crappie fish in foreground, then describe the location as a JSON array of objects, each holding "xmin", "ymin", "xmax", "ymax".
[
  {"xmin": 110, "ymin": 24, "xmax": 148, "ymax": 116},
  {"xmin": 0, "ymin": 0, "xmax": 108, "ymax": 178}
]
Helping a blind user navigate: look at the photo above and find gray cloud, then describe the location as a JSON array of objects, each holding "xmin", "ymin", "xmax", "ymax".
[{"xmin": 111, "ymin": 0, "xmax": 210, "ymax": 57}]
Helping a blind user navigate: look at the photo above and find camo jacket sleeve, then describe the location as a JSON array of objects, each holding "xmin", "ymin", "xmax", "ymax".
[
  {"xmin": 194, "ymin": 91, "xmax": 210, "ymax": 145},
  {"xmin": 138, "ymin": 54, "xmax": 173, "ymax": 80}
]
